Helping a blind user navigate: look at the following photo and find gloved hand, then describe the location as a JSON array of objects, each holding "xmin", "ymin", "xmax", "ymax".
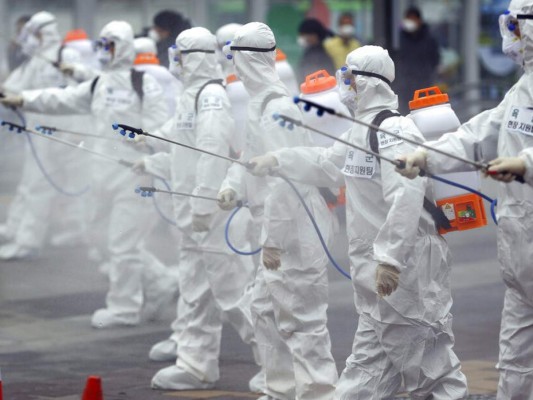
[
  {"xmin": 375, "ymin": 264, "xmax": 401, "ymax": 298},
  {"xmin": 132, "ymin": 159, "xmax": 146, "ymax": 175},
  {"xmin": 486, "ymin": 157, "xmax": 526, "ymax": 182},
  {"xmin": 59, "ymin": 63, "xmax": 75, "ymax": 76},
  {"xmin": 0, "ymin": 94, "xmax": 23, "ymax": 109},
  {"xmin": 262, "ymin": 247, "xmax": 281, "ymax": 270},
  {"xmin": 248, "ymin": 154, "xmax": 278, "ymax": 177},
  {"xmin": 217, "ymin": 188, "xmax": 237, "ymax": 210},
  {"xmin": 395, "ymin": 149, "xmax": 428, "ymax": 179},
  {"xmin": 192, "ymin": 213, "xmax": 213, "ymax": 232}
]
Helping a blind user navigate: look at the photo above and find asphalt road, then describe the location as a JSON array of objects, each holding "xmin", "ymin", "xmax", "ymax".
[{"xmin": 0, "ymin": 131, "xmax": 504, "ymax": 400}]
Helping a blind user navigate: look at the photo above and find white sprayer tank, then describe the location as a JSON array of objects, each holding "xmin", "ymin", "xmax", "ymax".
[
  {"xmin": 225, "ymin": 74, "xmax": 249, "ymax": 155},
  {"xmin": 299, "ymin": 69, "xmax": 352, "ymax": 147},
  {"xmin": 409, "ymin": 87, "xmax": 486, "ymax": 233},
  {"xmin": 276, "ymin": 49, "xmax": 299, "ymax": 96}
]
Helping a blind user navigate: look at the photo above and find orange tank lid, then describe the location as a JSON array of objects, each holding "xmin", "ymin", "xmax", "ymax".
[
  {"xmin": 300, "ymin": 69, "xmax": 336, "ymax": 94},
  {"xmin": 226, "ymin": 74, "xmax": 239, "ymax": 84},
  {"xmin": 409, "ymin": 86, "xmax": 449, "ymax": 110},
  {"xmin": 63, "ymin": 29, "xmax": 88, "ymax": 43},
  {"xmin": 134, "ymin": 53, "xmax": 160, "ymax": 65},
  {"xmin": 276, "ymin": 48, "xmax": 287, "ymax": 62}
]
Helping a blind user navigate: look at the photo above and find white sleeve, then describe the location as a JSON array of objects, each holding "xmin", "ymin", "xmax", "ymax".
[
  {"xmin": 191, "ymin": 85, "xmax": 234, "ymax": 215},
  {"xmin": 426, "ymin": 84, "xmax": 515, "ymax": 174},
  {"xmin": 520, "ymin": 147, "xmax": 533, "ymax": 187},
  {"xmin": 373, "ymin": 117, "xmax": 428, "ymax": 271},
  {"xmin": 141, "ymin": 74, "xmax": 169, "ymax": 132},
  {"xmin": 22, "ymin": 79, "xmax": 93, "ymax": 115},
  {"xmin": 144, "ymin": 152, "xmax": 171, "ymax": 180}
]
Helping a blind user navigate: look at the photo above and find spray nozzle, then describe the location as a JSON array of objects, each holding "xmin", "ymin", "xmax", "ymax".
[
  {"xmin": 1, "ymin": 120, "xmax": 25, "ymax": 134},
  {"xmin": 113, "ymin": 123, "xmax": 143, "ymax": 139},
  {"xmin": 35, "ymin": 125, "xmax": 56, "ymax": 135},
  {"xmin": 135, "ymin": 186, "xmax": 154, "ymax": 197}
]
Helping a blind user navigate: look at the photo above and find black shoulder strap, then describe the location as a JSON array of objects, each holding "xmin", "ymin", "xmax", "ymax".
[
  {"xmin": 56, "ymin": 44, "xmax": 65, "ymax": 66},
  {"xmin": 260, "ymin": 92, "xmax": 285, "ymax": 115},
  {"xmin": 130, "ymin": 69, "xmax": 145, "ymax": 102},
  {"xmin": 90, "ymin": 76, "xmax": 100, "ymax": 96},
  {"xmin": 195, "ymin": 79, "xmax": 225, "ymax": 113},
  {"xmin": 368, "ymin": 109, "xmax": 452, "ymax": 231},
  {"xmin": 369, "ymin": 110, "xmax": 400, "ymax": 155}
]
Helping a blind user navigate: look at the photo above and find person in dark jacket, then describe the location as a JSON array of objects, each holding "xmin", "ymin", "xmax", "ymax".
[
  {"xmin": 393, "ymin": 6, "xmax": 440, "ymax": 114},
  {"xmin": 297, "ymin": 18, "xmax": 336, "ymax": 83},
  {"xmin": 150, "ymin": 10, "xmax": 191, "ymax": 68}
]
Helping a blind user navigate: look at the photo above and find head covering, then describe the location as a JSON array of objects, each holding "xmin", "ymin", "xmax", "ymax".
[
  {"xmin": 98, "ymin": 20, "xmax": 135, "ymax": 70},
  {"xmin": 176, "ymin": 27, "xmax": 219, "ymax": 85}
]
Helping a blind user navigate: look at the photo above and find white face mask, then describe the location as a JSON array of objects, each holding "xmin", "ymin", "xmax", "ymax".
[
  {"xmin": 97, "ymin": 48, "xmax": 113, "ymax": 67},
  {"xmin": 402, "ymin": 18, "xmax": 418, "ymax": 33},
  {"xmin": 297, "ymin": 36, "xmax": 309, "ymax": 49},
  {"xmin": 21, "ymin": 34, "xmax": 40, "ymax": 56},
  {"xmin": 499, "ymin": 13, "xmax": 524, "ymax": 66},
  {"xmin": 148, "ymin": 28, "xmax": 161, "ymax": 43},
  {"xmin": 337, "ymin": 69, "xmax": 357, "ymax": 110},
  {"xmin": 168, "ymin": 45, "xmax": 183, "ymax": 79},
  {"xmin": 338, "ymin": 24, "xmax": 355, "ymax": 38}
]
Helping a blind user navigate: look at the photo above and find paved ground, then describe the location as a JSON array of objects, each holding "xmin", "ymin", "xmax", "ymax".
[{"xmin": 0, "ymin": 128, "xmax": 504, "ymax": 399}]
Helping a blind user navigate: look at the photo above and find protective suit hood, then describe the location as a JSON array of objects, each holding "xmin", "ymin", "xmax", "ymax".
[
  {"xmin": 176, "ymin": 27, "xmax": 220, "ymax": 86},
  {"xmin": 216, "ymin": 23, "xmax": 243, "ymax": 77},
  {"xmin": 20, "ymin": 11, "xmax": 61, "ymax": 56},
  {"xmin": 346, "ymin": 45, "xmax": 398, "ymax": 113},
  {"xmin": 509, "ymin": 0, "xmax": 533, "ymax": 73},
  {"xmin": 231, "ymin": 22, "xmax": 281, "ymax": 94},
  {"xmin": 98, "ymin": 20, "xmax": 135, "ymax": 70}
]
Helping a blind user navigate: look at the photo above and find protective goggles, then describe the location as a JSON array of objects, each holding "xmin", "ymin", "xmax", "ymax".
[
  {"xmin": 503, "ymin": 10, "xmax": 533, "ymax": 32},
  {"xmin": 94, "ymin": 38, "xmax": 114, "ymax": 51},
  {"xmin": 222, "ymin": 40, "xmax": 276, "ymax": 60},
  {"xmin": 168, "ymin": 44, "xmax": 215, "ymax": 63},
  {"xmin": 338, "ymin": 65, "xmax": 391, "ymax": 86}
]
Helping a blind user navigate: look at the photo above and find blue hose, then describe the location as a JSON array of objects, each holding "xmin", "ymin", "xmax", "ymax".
[
  {"xmin": 225, "ymin": 205, "xmax": 261, "ymax": 256},
  {"xmin": 152, "ymin": 177, "xmax": 177, "ymax": 226},
  {"xmin": 429, "ymin": 174, "xmax": 498, "ymax": 225},
  {"xmin": 277, "ymin": 174, "xmax": 352, "ymax": 280}
]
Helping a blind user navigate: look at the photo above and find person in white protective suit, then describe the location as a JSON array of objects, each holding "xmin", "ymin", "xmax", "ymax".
[
  {"xmin": 1, "ymin": 20, "xmax": 176, "ymax": 328},
  {"xmin": 0, "ymin": 11, "xmax": 88, "ymax": 260},
  {"xmin": 249, "ymin": 45, "xmax": 469, "ymax": 399},
  {"xmin": 132, "ymin": 27, "xmax": 261, "ymax": 390},
  {"xmin": 217, "ymin": 22, "xmax": 338, "ymax": 400},
  {"xmin": 133, "ymin": 37, "xmax": 182, "ymax": 115},
  {"xmin": 398, "ymin": 1, "xmax": 533, "ymax": 397}
]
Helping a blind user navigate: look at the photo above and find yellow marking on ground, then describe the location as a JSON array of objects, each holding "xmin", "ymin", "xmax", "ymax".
[{"xmin": 462, "ymin": 360, "xmax": 499, "ymax": 394}]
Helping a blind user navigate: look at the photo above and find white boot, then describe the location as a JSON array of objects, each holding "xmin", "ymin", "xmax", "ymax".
[
  {"xmin": 151, "ymin": 365, "xmax": 215, "ymax": 390},
  {"xmin": 149, "ymin": 338, "xmax": 177, "ymax": 362},
  {"xmin": 91, "ymin": 308, "xmax": 140, "ymax": 329}
]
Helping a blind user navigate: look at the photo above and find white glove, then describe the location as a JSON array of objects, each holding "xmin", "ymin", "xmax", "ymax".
[
  {"xmin": 59, "ymin": 63, "xmax": 75, "ymax": 76},
  {"xmin": 486, "ymin": 157, "xmax": 526, "ymax": 182},
  {"xmin": 0, "ymin": 95, "xmax": 23, "ymax": 108},
  {"xmin": 262, "ymin": 247, "xmax": 281, "ymax": 270},
  {"xmin": 192, "ymin": 213, "xmax": 213, "ymax": 232},
  {"xmin": 132, "ymin": 159, "xmax": 146, "ymax": 175},
  {"xmin": 217, "ymin": 188, "xmax": 237, "ymax": 210},
  {"xmin": 375, "ymin": 263, "xmax": 400, "ymax": 298},
  {"xmin": 395, "ymin": 148, "xmax": 428, "ymax": 179},
  {"xmin": 248, "ymin": 154, "xmax": 278, "ymax": 177}
]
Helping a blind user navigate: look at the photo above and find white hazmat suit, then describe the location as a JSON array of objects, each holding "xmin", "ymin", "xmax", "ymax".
[
  {"xmin": 253, "ymin": 45, "xmax": 468, "ymax": 399},
  {"xmin": 142, "ymin": 27, "xmax": 259, "ymax": 390},
  {"xmin": 13, "ymin": 20, "xmax": 174, "ymax": 328},
  {"xmin": 219, "ymin": 22, "xmax": 338, "ymax": 400},
  {"xmin": 0, "ymin": 11, "xmax": 85, "ymax": 259},
  {"xmin": 399, "ymin": 1, "xmax": 533, "ymax": 397}
]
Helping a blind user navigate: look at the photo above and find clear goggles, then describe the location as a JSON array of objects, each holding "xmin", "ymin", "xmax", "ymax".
[
  {"xmin": 94, "ymin": 38, "xmax": 114, "ymax": 52},
  {"xmin": 222, "ymin": 40, "xmax": 276, "ymax": 60},
  {"xmin": 337, "ymin": 65, "xmax": 391, "ymax": 86},
  {"xmin": 502, "ymin": 10, "xmax": 533, "ymax": 32},
  {"xmin": 168, "ymin": 43, "xmax": 215, "ymax": 63}
]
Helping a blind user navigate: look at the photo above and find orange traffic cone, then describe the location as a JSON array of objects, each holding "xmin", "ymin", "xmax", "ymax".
[
  {"xmin": 0, "ymin": 368, "xmax": 3, "ymax": 400},
  {"xmin": 81, "ymin": 375, "xmax": 103, "ymax": 400}
]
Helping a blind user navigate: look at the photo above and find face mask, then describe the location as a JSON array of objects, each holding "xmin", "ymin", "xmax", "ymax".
[
  {"xmin": 499, "ymin": 13, "xmax": 524, "ymax": 66},
  {"xmin": 338, "ymin": 24, "xmax": 355, "ymax": 38},
  {"xmin": 402, "ymin": 19, "xmax": 418, "ymax": 33},
  {"xmin": 168, "ymin": 45, "xmax": 183, "ymax": 78},
  {"xmin": 97, "ymin": 48, "xmax": 112, "ymax": 67},
  {"xmin": 297, "ymin": 36, "xmax": 309, "ymax": 49},
  {"xmin": 337, "ymin": 68, "xmax": 357, "ymax": 110},
  {"xmin": 21, "ymin": 34, "xmax": 40, "ymax": 56},
  {"xmin": 148, "ymin": 28, "xmax": 161, "ymax": 43}
]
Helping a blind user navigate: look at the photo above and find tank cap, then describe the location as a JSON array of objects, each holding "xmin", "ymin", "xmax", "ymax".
[
  {"xmin": 300, "ymin": 70, "xmax": 336, "ymax": 94},
  {"xmin": 226, "ymin": 74, "xmax": 238, "ymax": 84},
  {"xmin": 276, "ymin": 48, "xmax": 287, "ymax": 62},
  {"xmin": 409, "ymin": 86, "xmax": 449, "ymax": 110},
  {"xmin": 134, "ymin": 53, "xmax": 160, "ymax": 65}
]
